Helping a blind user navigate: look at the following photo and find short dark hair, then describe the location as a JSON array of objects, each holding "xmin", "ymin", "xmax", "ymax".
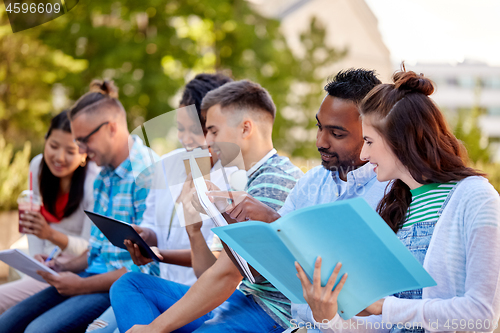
[
  {"xmin": 40, "ymin": 110, "xmax": 87, "ymax": 219},
  {"xmin": 201, "ymin": 80, "xmax": 276, "ymax": 121},
  {"xmin": 324, "ymin": 69, "xmax": 381, "ymax": 104},
  {"xmin": 68, "ymin": 80, "xmax": 124, "ymax": 120},
  {"xmin": 180, "ymin": 73, "xmax": 233, "ymax": 127}
]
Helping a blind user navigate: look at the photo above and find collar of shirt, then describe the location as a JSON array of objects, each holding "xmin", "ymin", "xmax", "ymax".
[
  {"xmin": 246, "ymin": 148, "xmax": 277, "ymax": 178},
  {"xmin": 100, "ymin": 136, "xmax": 141, "ymax": 179},
  {"xmin": 331, "ymin": 162, "xmax": 377, "ymax": 189}
]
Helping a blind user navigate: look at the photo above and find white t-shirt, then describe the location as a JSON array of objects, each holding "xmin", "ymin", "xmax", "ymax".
[{"xmin": 140, "ymin": 148, "xmax": 236, "ymax": 286}]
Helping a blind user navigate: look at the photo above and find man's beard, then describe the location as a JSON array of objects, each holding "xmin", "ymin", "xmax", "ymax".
[{"xmin": 318, "ymin": 148, "xmax": 361, "ymax": 174}]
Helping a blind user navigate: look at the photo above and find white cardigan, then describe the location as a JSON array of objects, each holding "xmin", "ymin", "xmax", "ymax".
[
  {"xmin": 27, "ymin": 154, "xmax": 100, "ymax": 257},
  {"xmin": 298, "ymin": 176, "xmax": 500, "ymax": 333}
]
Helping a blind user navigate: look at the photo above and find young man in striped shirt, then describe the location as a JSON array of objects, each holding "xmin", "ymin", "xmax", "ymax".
[{"xmin": 110, "ymin": 80, "xmax": 303, "ymax": 332}]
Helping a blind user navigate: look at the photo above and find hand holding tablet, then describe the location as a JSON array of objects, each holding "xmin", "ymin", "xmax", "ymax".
[{"xmin": 84, "ymin": 211, "xmax": 162, "ymax": 262}]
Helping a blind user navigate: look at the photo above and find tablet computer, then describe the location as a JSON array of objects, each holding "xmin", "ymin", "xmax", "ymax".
[{"xmin": 84, "ymin": 210, "xmax": 161, "ymax": 261}]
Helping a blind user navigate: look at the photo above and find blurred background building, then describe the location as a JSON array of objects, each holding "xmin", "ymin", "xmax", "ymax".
[
  {"xmin": 251, "ymin": 0, "xmax": 393, "ymax": 82},
  {"xmin": 411, "ymin": 61, "xmax": 500, "ymax": 162}
]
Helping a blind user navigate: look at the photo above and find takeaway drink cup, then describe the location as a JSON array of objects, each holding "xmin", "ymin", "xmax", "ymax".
[
  {"xmin": 182, "ymin": 148, "xmax": 212, "ymax": 181},
  {"xmin": 18, "ymin": 190, "xmax": 42, "ymax": 233}
]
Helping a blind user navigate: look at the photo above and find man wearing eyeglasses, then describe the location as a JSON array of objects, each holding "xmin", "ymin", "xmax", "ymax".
[{"xmin": 0, "ymin": 80, "xmax": 158, "ymax": 333}]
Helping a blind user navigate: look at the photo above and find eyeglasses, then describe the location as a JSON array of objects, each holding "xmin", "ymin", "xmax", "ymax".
[{"xmin": 74, "ymin": 121, "xmax": 109, "ymax": 151}]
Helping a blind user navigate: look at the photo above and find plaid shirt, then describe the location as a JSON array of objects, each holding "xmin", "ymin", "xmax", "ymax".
[{"xmin": 87, "ymin": 136, "xmax": 159, "ymax": 275}]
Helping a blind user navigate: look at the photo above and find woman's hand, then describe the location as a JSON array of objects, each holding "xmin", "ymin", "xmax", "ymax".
[
  {"xmin": 126, "ymin": 324, "xmax": 165, "ymax": 333},
  {"xmin": 190, "ymin": 179, "xmax": 222, "ymax": 215},
  {"xmin": 34, "ymin": 253, "xmax": 65, "ymax": 272},
  {"xmin": 20, "ymin": 211, "xmax": 54, "ymax": 240},
  {"xmin": 295, "ymin": 257, "xmax": 348, "ymax": 323},
  {"xmin": 34, "ymin": 253, "xmax": 50, "ymax": 264},
  {"xmin": 359, "ymin": 298, "xmax": 384, "ymax": 316},
  {"xmin": 177, "ymin": 173, "xmax": 204, "ymax": 228},
  {"xmin": 46, "ymin": 258, "xmax": 66, "ymax": 273}
]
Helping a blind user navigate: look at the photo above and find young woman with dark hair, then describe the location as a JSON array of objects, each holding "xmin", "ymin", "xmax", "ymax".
[
  {"xmin": 0, "ymin": 110, "xmax": 100, "ymax": 314},
  {"xmin": 295, "ymin": 69, "xmax": 500, "ymax": 333}
]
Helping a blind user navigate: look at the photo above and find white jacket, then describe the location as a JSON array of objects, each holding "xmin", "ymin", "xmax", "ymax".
[{"xmin": 27, "ymin": 154, "xmax": 100, "ymax": 257}]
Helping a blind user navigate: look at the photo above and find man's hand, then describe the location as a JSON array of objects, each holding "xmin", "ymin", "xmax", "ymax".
[
  {"xmin": 207, "ymin": 191, "xmax": 280, "ymax": 223},
  {"xmin": 295, "ymin": 257, "xmax": 347, "ymax": 323},
  {"xmin": 124, "ymin": 239, "xmax": 163, "ymax": 266},
  {"xmin": 20, "ymin": 211, "xmax": 53, "ymax": 240},
  {"xmin": 37, "ymin": 271, "xmax": 86, "ymax": 296},
  {"xmin": 131, "ymin": 225, "xmax": 157, "ymax": 247}
]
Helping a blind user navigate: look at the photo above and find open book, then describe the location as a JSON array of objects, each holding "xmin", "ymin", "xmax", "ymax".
[
  {"xmin": 0, "ymin": 249, "xmax": 59, "ymax": 283},
  {"xmin": 189, "ymin": 155, "xmax": 255, "ymax": 283},
  {"xmin": 212, "ymin": 198, "xmax": 436, "ymax": 319}
]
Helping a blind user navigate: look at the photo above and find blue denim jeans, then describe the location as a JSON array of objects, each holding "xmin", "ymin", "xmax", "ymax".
[
  {"xmin": 86, "ymin": 306, "xmax": 119, "ymax": 333},
  {"xmin": 0, "ymin": 272, "xmax": 110, "ymax": 333},
  {"xmin": 110, "ymin": 272, "xmax": 283, "ymax": 333},
  {"xmin": 389, "ymin": 220, "xmax": 438, "ymax": 333}
]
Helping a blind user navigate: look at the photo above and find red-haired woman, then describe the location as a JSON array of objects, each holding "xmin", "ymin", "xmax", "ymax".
[{"xmin": 296, "ymin": 69, "xmax": 500, "ymax": 333}]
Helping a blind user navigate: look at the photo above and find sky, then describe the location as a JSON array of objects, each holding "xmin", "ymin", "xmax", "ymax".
[{"xmin": 364, "ymin": 0, "xmax": 500, "ymax": 66}]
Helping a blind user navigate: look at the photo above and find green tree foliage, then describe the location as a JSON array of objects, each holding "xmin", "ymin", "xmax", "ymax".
[
  {"xmin": 0, "ymin": 0, "xmax": 345, "ymax": 209},
  {"xmin": 24, "ymin": 0, "xmax": 302, "ymax": 127},
  {"xmin": 454, "ymin": 107, "xmax": 490, "ymax": 163},
  {"xmin": 0, "ymin": 135, "xmax": 31, "ymax": 210},
  {"xmin": 277, "ymin": 17, "xmax": 346, "ymax": 157},
  {"xmin": 2, "ymin": 0, "xmax": 343, "ymax": 156},
  {"xmin": 0, "ymin": 7, "xmax": 87, "ymax": 145},
  {"xmin": 473, "ymin": 161, "xmax": 500, "ymax": 194}
]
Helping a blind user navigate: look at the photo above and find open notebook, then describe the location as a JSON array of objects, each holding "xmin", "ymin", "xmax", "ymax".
[
  {"xmin": 189, "ymin": 155, "xmax": 255, "ymax": 283},
  {"xmin": 0, "ymin": 249, "xmax": 59, "ymax": 283},
  {"xmin": 212, "ymin": 198, "xmax": 436, "ymax": 319}
]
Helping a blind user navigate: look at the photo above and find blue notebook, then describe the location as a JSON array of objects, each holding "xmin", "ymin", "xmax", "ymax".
[{"xmin": 212, "ymin": 197, "xmax": 436, "ymax": 320}]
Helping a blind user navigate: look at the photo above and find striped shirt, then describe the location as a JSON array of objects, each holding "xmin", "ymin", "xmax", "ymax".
[
  {"xmin": 403, "ymin": 182, "xmax": 457, "ymax": 228},
  {"xmin": 237, "ymin": 153, "xmax": 303, "ymax": 328},
  {"xmin": 86, "ymin": 136, "xmax": 159, "ymax": 276}
]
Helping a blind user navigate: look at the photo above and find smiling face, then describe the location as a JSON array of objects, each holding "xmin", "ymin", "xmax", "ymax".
[
  {"xmin": 44, "ymin": 129, "xmax": 86, "ymax": 179},
  {"xmin": 205, "ymin": 104, "xmax": 243, "ymax": 149},
  {"xmin": 316, "ymin": 95, "xmax": 365, "ymax": 174},
  {"xmin": 360, "ymin": 118, "xmax": 406, "ymax": 182},
  {"xmin": 176, "ymin": 107, "xmax": 206, "ymax": 151},
  {"xmin": 70, "ymin": 113, "xmax": 114, "ymax": 167}
]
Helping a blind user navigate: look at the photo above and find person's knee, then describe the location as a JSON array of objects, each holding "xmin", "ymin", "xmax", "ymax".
[
  {"xmin": 86, "ymin": 307, "xmax": 117, "ymax": 333},
  {"xmin": 86, "ymin": 318, "xmax": 114, "ymax": 332},
  {"xmin": 25, "ymin": 320, "xmax": 53, "ymax": 333},
  {"xmin": 110, "ymin": 272, "xmax": 143, "ymax": 300}
]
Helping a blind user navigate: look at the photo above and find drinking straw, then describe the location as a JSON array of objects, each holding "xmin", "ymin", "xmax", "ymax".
[{"xmin": 29, "ymin": 171, "xmax": 32, "ymax": 211}]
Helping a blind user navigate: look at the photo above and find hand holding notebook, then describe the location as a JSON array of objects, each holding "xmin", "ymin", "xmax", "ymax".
[
  {"xmin": 212, "ymin": 198, "xmax": 436, "ymax": 319},
  {"xmin": 0, "ymin": 249, "xmax": 59, "ymax": 283}
]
